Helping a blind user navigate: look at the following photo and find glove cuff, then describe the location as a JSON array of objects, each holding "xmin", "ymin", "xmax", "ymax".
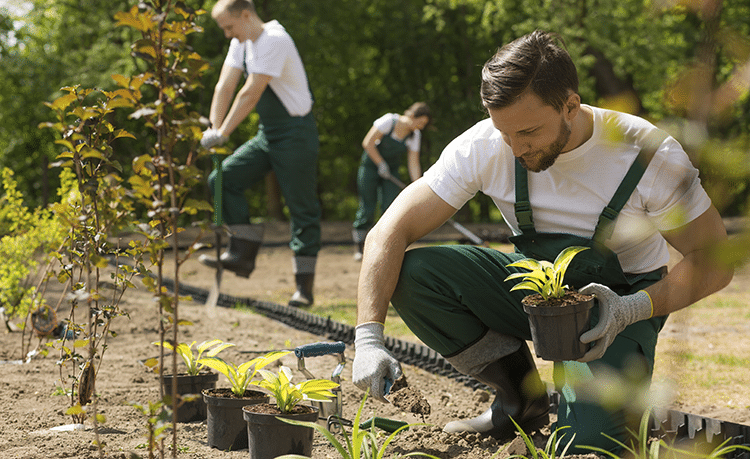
[
  {"xmin": 634, "ymin": 290, "xmax": 653, "ymax": 319},
  {"xmin": 355, "ymin": 322, "xmax": 385, "ymax": 349}
]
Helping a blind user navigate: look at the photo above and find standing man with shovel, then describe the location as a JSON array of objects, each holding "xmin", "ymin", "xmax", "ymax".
[{"xmin": 200, "ymin": 0, "xmax": 321, "ymax": 307}]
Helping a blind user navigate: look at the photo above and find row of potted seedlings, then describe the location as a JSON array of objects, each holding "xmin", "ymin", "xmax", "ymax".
[
  {"xmin": 152, "ymin": 340, "xmax": 338, "ymax": 458},
  {"xmin": 146, "ymin": 247, "xmax": 594, "ymax": 457}
]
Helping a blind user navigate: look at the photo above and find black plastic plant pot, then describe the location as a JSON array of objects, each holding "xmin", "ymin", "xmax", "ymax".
[
  {"xmin": 162, "ymin": 372, "xmax": 218, "ymax": 423},
  {"xmin": 243, "ymin": 404, "xmax": 319, "ymax": 459},
  {"xmin": 523, "ymin": 294, "xmax": 595, "ymax": 361},
  {"xmin": 203, "ymin": 388, "xmax": 270, "ymax": 451}
]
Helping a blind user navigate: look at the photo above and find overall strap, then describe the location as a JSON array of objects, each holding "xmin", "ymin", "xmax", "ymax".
[
  {"xmin": 592, "ymin": 130, "xmax": 669, "ymax": 243},
  {"xmin": 514, "ymin": 160, "xmax": 535, "ymax": 234}
]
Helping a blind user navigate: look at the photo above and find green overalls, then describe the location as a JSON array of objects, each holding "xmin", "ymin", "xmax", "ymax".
[
  {"xmin": 352, "ymin": 120, "xmax": 410, "ymax": 234},
  {"xmin": 391, "ymin": 140, "xmax": 669, "ymax": 453},
  {"xmin": 208, "ymin": 86, "xmax": 321, "ymax": 257}
]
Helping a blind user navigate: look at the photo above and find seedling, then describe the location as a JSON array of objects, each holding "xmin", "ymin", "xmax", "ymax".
[
  {"xmin": 505, "ymin": 246, "xmax": 589, "ymax": 300},
  {"xmin": 198, "ymin": 350, "xmax": 290, "ymax": 396},
  {"xmin": 276, "ymin": 389, "xmax": 438, "ymax": 459},
  {"xmin": 152, "ymin": 339, "xmax": 234, "ymax": 376},
  {"xmin": 254, "ymin": 365, "xmax": 339, "ymax": 414}
]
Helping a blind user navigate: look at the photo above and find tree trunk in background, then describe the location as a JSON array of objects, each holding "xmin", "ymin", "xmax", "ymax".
[{"xmin": 265, "ymin": 172, "xmax": 285, "ymax": 221}]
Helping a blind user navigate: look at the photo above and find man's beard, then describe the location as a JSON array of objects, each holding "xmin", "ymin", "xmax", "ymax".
[{"xmin": 518, "ymin": 118, "xmax": 572, "ymax": 172}]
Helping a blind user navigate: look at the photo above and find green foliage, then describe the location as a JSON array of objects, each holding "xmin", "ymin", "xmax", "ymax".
[
  {"xmin": 501, "ymin": 416, "xmax": 574, "ymax": 459},
  {"xmin": 130, "ymin": 397, "xmax": 173, "ymax": 458},
  {"xmin": 151, "ymin": 339, "xmax": 235, "ymax": 376},
  {"xmin": 198, "ymin": 350, "xmax": 290, "ymax": 397},
  {"xmin": 276, "ymin": 389, "xmax": 438, "ymax": 459},
  {"xmin": 254, "ymin": 365, "xmax": 339, "ymax": 414},
  {"xmin": 505, "ymin": 246, "xmax": 589, "ymax": 300},
  {"xmin": 0, "ymin": 168, "xmax": 66, "ymax": 328},
  {"xmin": 5, "ymin": 0, "xmax": 749, "ymax": 222}
]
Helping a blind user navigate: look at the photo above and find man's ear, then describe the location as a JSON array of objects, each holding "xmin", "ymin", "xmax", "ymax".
[{"xmin": 565, "ymin": 93, "xmax": 581, "ymax": 119}]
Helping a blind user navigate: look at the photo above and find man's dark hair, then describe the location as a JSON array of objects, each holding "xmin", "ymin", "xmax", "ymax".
[{"xmin": 480, "ymin": 30, "xmax": 578, "ymax": 112}]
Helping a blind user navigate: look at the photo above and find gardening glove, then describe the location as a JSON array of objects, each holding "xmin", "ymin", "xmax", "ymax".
[
  {"xmin": 200, "ymin": 128, "xmax": 228, "ymax": 149},
  {"xmin": 377, "ymin": 162, "xmax": 391, "ymax": 179},
  {"xmin": 578, "ymin": 283, "xmax": 653, "ymax": 362},
  {"xmin": 352, "ymin": 322, "xmax": 403, "ymax": 403}
]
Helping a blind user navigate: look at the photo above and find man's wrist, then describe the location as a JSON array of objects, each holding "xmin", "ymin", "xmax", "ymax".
[{"xmin": 355, "ymin": 322, "xmax": 385, "ymax": 348}]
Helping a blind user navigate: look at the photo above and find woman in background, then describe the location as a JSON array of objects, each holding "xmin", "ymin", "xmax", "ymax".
[{"xmin": 352, "ymin": 102, "xmax": 431, "ymax": 260}]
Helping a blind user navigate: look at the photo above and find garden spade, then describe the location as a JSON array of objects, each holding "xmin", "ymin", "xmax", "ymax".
[
  {"xmin": 205, "ymin": 153, "xmax": 224, "ymax": 308},
  {"xmin": 385, "ymin": 174, "xmax": 488, "ymax": 246}
]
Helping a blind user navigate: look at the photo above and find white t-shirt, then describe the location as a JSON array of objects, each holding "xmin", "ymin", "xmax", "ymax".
[
  {"xmin": 423, "ymin": 105, "xmax": 712, "ymax": 274},
  {"xmin": 373, "ymin": 113, "xmax": 422, "ymax": 152},
  {"xmin": 224, "ymin": 20, "xmax": 312, "ymax": 116}
]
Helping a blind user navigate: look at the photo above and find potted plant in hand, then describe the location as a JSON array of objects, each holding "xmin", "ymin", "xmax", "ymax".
[
  {"xmin": 505, "ymin": 246, "xmax": 594, "ymax": 361},
  {"xmin": 242, "ymin": 365, "xmax": 339, "ymax": 459},
  {"xmin": 197, "ymin": 350, "xmax": 290, "ymax": 451},
  {"xmin": 150, "ymin": 339, "xmax": 234, "ymax": 422}
]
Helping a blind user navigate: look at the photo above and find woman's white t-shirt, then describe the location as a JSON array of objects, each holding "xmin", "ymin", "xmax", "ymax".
[{"xmin": 373, "ymin": 113, "xmax": 422, "ymax": 152}]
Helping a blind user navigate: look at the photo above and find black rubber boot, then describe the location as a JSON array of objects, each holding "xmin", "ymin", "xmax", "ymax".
[
  {"xmin": 288, "ymin": 273, "xmax": 314, "ymax": 307},
  {"xmin": 198, "ymin": 235, "xmax": 261, "ymax": 278},
  {"xmin": 443, "ymin": 343, "xmax": 550, "ymax": 439}
]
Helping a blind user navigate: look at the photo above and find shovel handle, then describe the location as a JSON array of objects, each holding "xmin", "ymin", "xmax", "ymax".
[{"xmin": 294, "ymin": 341, "xmax": 346, "ymax": 358}]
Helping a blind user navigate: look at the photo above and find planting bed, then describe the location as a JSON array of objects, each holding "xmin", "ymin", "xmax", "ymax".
[{"xmin": 0, "ymin": 221, "xmax": 748, "ymax": 458}]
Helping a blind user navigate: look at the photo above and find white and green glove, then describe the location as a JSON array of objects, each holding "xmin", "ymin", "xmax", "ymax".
[
  {"xmin": 352, "ymin": 322, "xmax": 402, "ymax": 402},
  {"xmin": 578, "ymin": 283, "xmax": 653, "ymax": 362},
  {"xmin": 377, "ymin": 162, "xmax": 391, "ymax": 179},
  {"xmin": 200, "ymin": 128, "xmax": 228, "ymax": 149}
]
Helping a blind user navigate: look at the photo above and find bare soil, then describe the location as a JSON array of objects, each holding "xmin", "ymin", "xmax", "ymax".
[{"xmin": 1, "ymin": 221, "xmax": 748, "ymax": 459}]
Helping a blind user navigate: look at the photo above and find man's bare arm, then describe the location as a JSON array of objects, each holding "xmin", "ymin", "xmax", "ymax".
[
  {"xmin": 209, "ymin": 64, "xmax": 243, "ymax": 129},
  {"xmin": 646, "ymin": 205, "xmax": 733, "ymax": 316},
  {"xmin": 356, "ymin": 179, "xmax": 459, "ymax": 325},
  {"xmin": 216, "ymin": 72, "xmax": 272, "ymax": 138}
]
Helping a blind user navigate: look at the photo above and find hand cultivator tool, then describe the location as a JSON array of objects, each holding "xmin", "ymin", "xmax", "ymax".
[
  {"xmin": 205, "ymin": 153, "xmax": 225, "ymax": 308},
  {"xmin": 295, "ymin": 341, "xmax": 347, "ymax": 423},
  {"xmin": 294, "ymin": 341, "xmax": 408, "ymax": 433},
  {"xmin": 385, "ymin": 174, "xmax": 488, "ymax": 247}
]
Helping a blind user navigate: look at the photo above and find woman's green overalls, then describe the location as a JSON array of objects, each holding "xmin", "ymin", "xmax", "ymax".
[
  {"xmin": 390, "ymin": 143, "xmax": 668, "ymax": 453},
  {"xmin": 208, "ymin": 86, "xmax": 321, "ymax": 257},
  {"xmin": 352, "ymin": 120, "xmax": 410, "ymax": 235}
]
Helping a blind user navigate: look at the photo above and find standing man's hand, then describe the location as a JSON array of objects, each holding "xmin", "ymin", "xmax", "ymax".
[
  {"xmin": 377, "ymin": 162, "xmax": 391, "ymax": 179},
  {"xmin": 352, "ymin": 322, "xmax": 402, "ymax": 402},
  {"xmin": 200, "ymin": 128, "xmax": 228, "ymax": 149},
  {"xmin": 577, "ymin": 283, "xmax": 653, "ymax": 362}
]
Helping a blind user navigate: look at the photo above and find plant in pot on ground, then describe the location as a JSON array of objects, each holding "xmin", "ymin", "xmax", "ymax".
[
  {"xmin": 242, "ymin": 365, "xmax": 340, "ymax": 459},
  {"xmin": 504, "ymin": 246, "xmax": 594, "ymax": 361},
  {"xmin": 197, "ymin": 350, "xmax": 290, "ymax": 450},
  {"xmin": 148, "ymin": 339, "xmax": 235, "ymax": 422},
  {"xmin": 275, "ymin": 389, "xmax": 439, "ymax": 459}
]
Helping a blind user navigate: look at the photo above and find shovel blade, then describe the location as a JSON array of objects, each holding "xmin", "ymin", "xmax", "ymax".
[{"xmin": 204, "ymin": 267, "xmax": 222, "ymax": 308}]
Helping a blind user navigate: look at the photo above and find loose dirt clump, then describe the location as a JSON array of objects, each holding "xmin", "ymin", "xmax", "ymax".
[{"xmin": 387, "ymin": 374, "xmax": 431, "ymax": 419}]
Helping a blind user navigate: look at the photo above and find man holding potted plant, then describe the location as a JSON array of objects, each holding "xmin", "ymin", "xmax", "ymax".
[
  {"xmin": 352, "ymin": 30, "xmax": 734, "ymax": 454},
  {"xmin": 199, "ymin": 0, "xmax": 321, "ymax": 307}
]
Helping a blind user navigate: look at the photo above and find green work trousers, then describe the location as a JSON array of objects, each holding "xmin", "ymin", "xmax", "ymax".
[
  {"xmin": 352, "ymin": 153, "xmax": 403, "ymax": 232},
  {"xmin": 390, "ymin": 244, "xmax": 665, "ymax": 454},
  {"xmin": 207, "ymin": 112, "xmax": 321, "ymax": 257}
]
